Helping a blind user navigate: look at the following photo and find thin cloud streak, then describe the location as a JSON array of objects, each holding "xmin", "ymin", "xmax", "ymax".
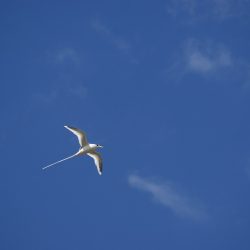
[
  {"xmin": 246, "ymin": 166, "xmax": 250, "ymax": 178},
  {"xmin": 241, "ymin": 64, "xmax": 250, "ymax": 90},
  {"xmin": 166, "ymin": 0, "xmax": 249, "ymax": 21},
  {"xmin": 32, "ymin": 84, "xmax": 88, "ymax": 106},
  {"xmin": 46, "ymin": 48, "xmax": 80, "ymax": 65},
  {"xmin": 91, "ymin": 20, "xmax": 131, "ymax": 52},
  {"xmin": 56, "ymin": 48, "xmax": 79, "ymax": 64},
  {"xmin": 128, "ymin": 174, "xmax": 208, "ymax": 221},
  {"xmin": 67, "ymin": 85, "xmax": 88, "ymax": 99}
]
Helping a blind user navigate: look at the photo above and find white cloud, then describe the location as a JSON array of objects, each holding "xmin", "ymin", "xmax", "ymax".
[
  {"xmin": 167, "ymin": 0, "xmax": 196, "ymax": 17},
  {"xmin": 246, "ymin": 166, "xmax": 250, "ymax": 178},
  {"xmin": 185, "ymin": 40, "xmax": 232, "ymax": 74},
  {"xmin": 241, "ymin": 65, "xmax": 250, "ymax": 89},
  {"xmin": 188, "ymin": 52, "xmax": 214, "ymax": 73},
  {"xmin": 67, "ymin": 85, "xmax": 88, "ymax": 99},
  {"xmin": 213, "ymin": 0, "xmax": 232, "ymax": 18},
  {"xmin": 163, "ymin": 39, "xmax": 235, "ymax": 85},
  {"xmin": 166, "ymin": 0, "xmax": 249, "ymax": 21},
  {"xmin": 32, "ymin": 84, "xmax": 87, "ymax": 106},
  {"xmin": 128, "ymin": 174, "xmax": 208, "ymax": 221},
  {"xmin": 91, "ymin": 20, "xmax": 131, "ymax": 52},
  {"xmin": 56, "ymin": 48, "xmax": 79, "ymax": 64},
  {"xmin": 164, "ymin": 39, "xmax": 250, "ymax": 89},
  {"xmin": 32, "ymin": 90, "xmax": 58, "ymax": 105},
  {"xmin": 244, "ymin": 157, "xmax": 250, "ymax": 179}
]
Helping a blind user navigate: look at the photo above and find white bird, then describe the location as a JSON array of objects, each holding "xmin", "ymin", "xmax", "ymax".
[{"xmin": 42, "ymin": 126, "xmax": 103, "ymax": 175}]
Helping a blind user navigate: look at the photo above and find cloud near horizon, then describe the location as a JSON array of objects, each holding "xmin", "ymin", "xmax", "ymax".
[{"xmin": 128, "ymin": 174, "xmax": 208, "ymax": 221}]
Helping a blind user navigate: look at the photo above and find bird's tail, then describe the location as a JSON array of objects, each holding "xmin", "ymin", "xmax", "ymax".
[{"xmin": 42, "ymin": 151, "xmax": 80, "ymax": 170}]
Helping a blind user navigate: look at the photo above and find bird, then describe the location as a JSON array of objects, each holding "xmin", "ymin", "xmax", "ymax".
[{"xmin": 42, "ymin": 126, "xmax": 103, "ymax": 175}]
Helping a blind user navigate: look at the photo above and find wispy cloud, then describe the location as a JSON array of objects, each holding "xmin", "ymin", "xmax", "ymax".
[
  {"xmin": 241, "ymin": 64, "xmax": 250, "ymax": 90},
  {"xmin": 167, "ymin": 0, "xmax": 196, "ymax": 18},
  {"xmin": 244, "ymin": 157, "xmax": 250, "ymax": 179},
  {"xmin": 32, "ymin": 90, "xmax": 58, "ymax": 105},
  {"xmin": 56, "ymin": 48, "xmax": 79, "ymax": 64},
  {"xmin": 39, "ymin": 46, "xmax": 87, "ymax": 105},
  {"xmin": 212, "ymin": 0, "xmax": 250, "ymax": 19},
  {"xmin": 246, "ymin": 166, "xmax": 250, "ymax": 179},
  {"xmin": 91, "ymin": 19, "xmax": 131, "ymax": 52},
  {"xmin": 128, "ymin": 174, "xmax": 208, "ymax": 221},
  {"xmin": 47, "ymin": 48, "xmax": 80, "ymax": 65},
  {"xmin": 165, "ymin": 39, "xmax": 233, "ymax": 82},
  {"xmin": 185, "ymin": 39, "xmax": 232, "ymax": 74},
  {"xmin": 67, "ymin": 85, "xmax": 88, "ymax": 99},
  {"xmin": 32, "ymin": 84, "xmax": 87, "ymax": 106},
  {"xmin": 166, "ymin": 0, "xmax": 249, "ymax": 21},
  {"xmin": 165, "ymin": 39, "xmax": 250, "ymax": 91}
]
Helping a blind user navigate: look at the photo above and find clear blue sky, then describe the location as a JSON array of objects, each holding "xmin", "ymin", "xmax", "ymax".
[{"xmin": 1, "ymin": 1, "xmax": 250, "ymax": 249}]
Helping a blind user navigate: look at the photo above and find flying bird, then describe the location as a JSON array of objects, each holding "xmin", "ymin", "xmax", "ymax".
[{"xmin": 42, "ymin": 126, "xmax": 103, "ymax": 175}]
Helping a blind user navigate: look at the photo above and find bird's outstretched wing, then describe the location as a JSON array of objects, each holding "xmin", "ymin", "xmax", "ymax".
[
  {"xmin": 87, "ymin": 151, "xmax": 103, "ymax": 175},
  {"xmin": 42, "ymin": 152, "xmax": 79, "ymax": 170},
  {"xmin": 64, "ymin": 125, "xmax": 88, "ymax": 147}
]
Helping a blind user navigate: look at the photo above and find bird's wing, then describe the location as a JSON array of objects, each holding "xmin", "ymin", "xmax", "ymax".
[
  {"xmin": 64, "ymin": 125, "xmax": 88, "ymax": 147},
  {"xmin": 87, "ymin": 151, "xmax": 103, "ymax": 175},
  {"xmin": 42, "ymin": 152, "xmax": 79, "ymax": 170}
]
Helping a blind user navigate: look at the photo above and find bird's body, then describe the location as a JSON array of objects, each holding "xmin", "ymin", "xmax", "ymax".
[
  {"xmin": 78, "ymin": 144, "xmax": 99, "ymax": 155},
  {"xmin": 42, "ymin": 126, "xmax": 103, "ymax": 175}
]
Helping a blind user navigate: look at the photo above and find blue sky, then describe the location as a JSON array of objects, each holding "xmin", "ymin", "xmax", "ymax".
[{"xmin": 1, "ymin": 0, "xmax": 250, "ymax": 249}]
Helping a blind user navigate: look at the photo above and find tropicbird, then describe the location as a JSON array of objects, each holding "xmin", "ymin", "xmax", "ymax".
[{"xmin": 42, "ymin": 126, "xmax": 103, "ymax": 175}]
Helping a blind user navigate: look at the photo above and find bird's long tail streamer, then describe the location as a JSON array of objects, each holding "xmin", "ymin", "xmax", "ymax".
[{"xmin": 42, "ymin": 152, "xmax": 79, "ymax": 170}]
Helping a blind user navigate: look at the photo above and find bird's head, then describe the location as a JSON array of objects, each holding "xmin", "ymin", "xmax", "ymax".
[{"xmin": 96, "ymin": 144, "xmax": 103, "ymax": 148}]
